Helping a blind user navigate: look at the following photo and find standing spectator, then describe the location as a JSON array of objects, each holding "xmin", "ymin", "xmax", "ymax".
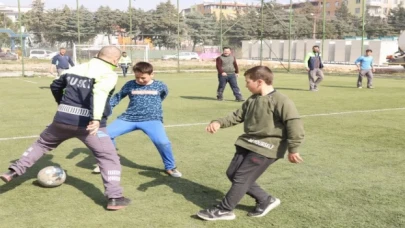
[
  {"xmin": 355, "ymin": 49, "xmax": 375, "ymax": 89},
  {"xmin": 118, "ymin": 52, "xmax": 132, "ymax": 77},
  {"xmin": 50, "ymin": 48, "xmax": 75, "ymax": 77},
  {"xmin": 304, "ymin": 45, "xmax": 324, "ymax": 91},
  {"xmin": 216, "ymin": 47, "xmax": 244, "ymax": 101}
]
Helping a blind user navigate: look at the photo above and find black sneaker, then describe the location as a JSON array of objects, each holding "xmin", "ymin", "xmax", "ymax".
[
  {"xmin": 107, "ymin": 197, "xmax": 131, "ymax": 210},
  {"xmin": 247, "ymin": 196, "xmax": 280, "ymax": 217},
  {"xmin": 235, "ymin": 98, "xmax": 245, "ymax": 102},
  {"xmin": 0, "ymin": 169, "xmax": 18, "ymax": 183},
  {"xmin": 196, "ymin": 206, "xmax": 236, "ymax": 221}
]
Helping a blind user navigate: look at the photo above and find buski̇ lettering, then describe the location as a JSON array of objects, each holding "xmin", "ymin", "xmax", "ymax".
[{"xmin": 247, "ymin": 138, "xmax": 274, "ymax": 150}]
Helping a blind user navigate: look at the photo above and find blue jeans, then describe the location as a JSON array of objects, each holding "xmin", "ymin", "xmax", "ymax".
[
  {"xmin": 217, "ymin": 73, "xmax": 243, "ymax": 100},
  {"xmin": 120, "ymin": 64, "xmax": 129, "ymax": 77},
  {"xmin": 107, "ymin": 119, "xmax": 176, "ymax": 170}
]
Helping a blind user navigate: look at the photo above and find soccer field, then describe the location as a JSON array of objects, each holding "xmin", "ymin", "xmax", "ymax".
[{"xmin": 0, "ymin": 72, "xmax": 404, "ymax": 228}]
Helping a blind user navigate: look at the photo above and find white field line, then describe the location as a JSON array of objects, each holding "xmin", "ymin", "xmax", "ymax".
[
  {"xmin": 0, "ymin": 107, "xmax": 404, "ymax": 142},
  {"xmin": 16, "ymin": 78, "xmax": 38, "ymax": 84}
]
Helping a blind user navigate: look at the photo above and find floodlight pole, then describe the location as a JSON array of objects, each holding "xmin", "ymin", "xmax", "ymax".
[
  {"xmin": 177, "ymin": 0, "xmax": 180, "ymax": 73},
  {"xmin": 77, "ymin": 0, "xmax": 80, "ymax": 45},
  {"xmin": 361, "ymin": 0, "xmax": 366, "ymax": 54},
  {"xmin": 260, "ymin": 0, "xmax": 264, "ymax": 65},
  {"xmin": 220, "ymin": 0, "xmax": 223, "ymax": 51},
  {"xmin": 129, "ymin": 0, "xmax": 132, "ymax": 43},
  {"xmin": 18, "ymin": 0, "xmax": 24, "ymax": 76},
  {"xmin": 322, "ymin": 0, "xmax": 325, "ymax": 56},
  {"xmin": 288, "ymin": 0, "xmax": 292, "ymax": 72}
]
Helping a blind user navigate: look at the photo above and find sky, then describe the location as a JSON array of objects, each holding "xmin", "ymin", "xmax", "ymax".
[{"xmin": 1, "ymin": 0, "xmax": 290, "ymax": 11}]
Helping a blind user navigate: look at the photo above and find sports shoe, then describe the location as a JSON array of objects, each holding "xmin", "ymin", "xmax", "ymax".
[
  {"xmin": 0, "ymin": 169, "xmax": 18, "ymax": 183},
  {"xmin": 367, "ymin": 86, "xmax": 374, "ymax": 89},
  {"xmin": 107, "ymin": 197, "xmax": 131, "ymax": 210},
  {"xmin": 92, "ymin": 165, "xmax": 100, "ymax": 174},
  {"xmin": 197, "ymin": 206, "xmax": 236, "ymax": 221},
  {"xmin": 247, "ymin": 196, "xmax": 281, "ymax": 217},
  {"xmin": 235, "ymin": 98, "xmax": 245, "ymax": 102},
  {"xmin": 166, "ymin": 169, "xmax": 182, "ymax": 178},
  {"xmin": 358, "ymin": 86, "xmax": 362, "ymax": 89}
]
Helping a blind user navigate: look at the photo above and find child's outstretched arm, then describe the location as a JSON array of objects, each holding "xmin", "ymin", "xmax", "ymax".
[
  {"xmin": 206, "ymin": 104, "xmax": 246, "ymax": 133},
  {"xmin": 109, "ymin": 83, "xmax": 130, "ymax": 108}
]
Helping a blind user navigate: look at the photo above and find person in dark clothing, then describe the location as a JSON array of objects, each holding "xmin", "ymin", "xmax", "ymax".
[
  {"xmin": 304, "ymin": 45, "xmax": 324, "ymax": 91},
  {"xmin": 215, "ymin": 47, "xmax": 244, "ymax": 101},
  {"xmin": 51, "ymin": 48, "xmax": 75, "ymax": 77}
]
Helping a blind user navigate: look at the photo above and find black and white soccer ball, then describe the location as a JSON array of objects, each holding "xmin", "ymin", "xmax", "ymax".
[{"xmin": 37, "ymin": 166, "xmax": 67, "ymax": 187}]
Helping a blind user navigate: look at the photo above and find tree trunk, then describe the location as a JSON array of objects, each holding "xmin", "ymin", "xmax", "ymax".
[{"xmin": 192, "ymin": 40, "xmax": 196, "ymax": 52}]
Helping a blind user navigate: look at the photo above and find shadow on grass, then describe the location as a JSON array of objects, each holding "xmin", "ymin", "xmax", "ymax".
[
  {"xmin": 0, "ymin": 153, "xmax": 105, "ymax": 208},
  {"xmin": 137, "ymin": 170, "xmax": 224, "ymax": 209},
  {"xmin": 276, "ymin": 87, "xmax": 309, "ymax": 91},
  {"xmin": 180, "ymin": 96, "xmax": 218, "ymax": 101},
  {"xmin": 38, "ymin": 86, "xmax": 50, "ymax": 89},
  {"xmin": 66, "ymin": 148, "xmax": 162, "ymax": 173},
  {"xmin": 66, "ymin": 148, "xmax": 225, "ymax": 210},
  {"xmin": 323, "ymin": 85, "xmax": 357, "ymax": 89}
]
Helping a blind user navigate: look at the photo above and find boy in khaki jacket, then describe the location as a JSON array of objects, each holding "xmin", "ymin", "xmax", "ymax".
[{"xmin": 197, "ymin": 66, "xmax": 305, "ymax": 221}]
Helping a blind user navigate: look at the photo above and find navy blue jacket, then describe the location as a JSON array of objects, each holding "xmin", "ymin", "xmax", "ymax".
[
  {"xmin": 50, "ymin": 58, "xmax": 118, "ymax": 128},
  {"xmin": 52, "ymin": 54, "xmax": 75, "ymax": 69}
]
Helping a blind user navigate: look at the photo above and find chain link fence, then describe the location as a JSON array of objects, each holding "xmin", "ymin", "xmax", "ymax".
[{"xmin": 2, "ymin": 0, "xmax": 404, "ymax": 77}]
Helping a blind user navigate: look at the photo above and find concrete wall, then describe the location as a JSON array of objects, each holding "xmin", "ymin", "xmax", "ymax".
[{"xmin": 242, "ymin": 39, "xmax": 398, "ymax": 66}]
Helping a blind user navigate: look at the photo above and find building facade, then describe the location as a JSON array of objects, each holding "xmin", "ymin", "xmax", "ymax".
[
  {"xmin": 0, "ymin": 2, "xmax": 32, "ymax": 23},
  {"xmin": 181, "ymin": 1, "xmax": 260, "ymax": 20},
  {"xmin": 348, "ymin": 0, "xmax": 405, "ymax": 18}
]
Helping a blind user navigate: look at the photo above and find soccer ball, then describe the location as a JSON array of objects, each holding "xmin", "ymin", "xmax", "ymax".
[{"xmin": 37, "ymin": 166, "xmax": 67, "ymax": 187}]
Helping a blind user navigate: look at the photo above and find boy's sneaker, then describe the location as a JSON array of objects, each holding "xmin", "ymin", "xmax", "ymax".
[
  {"xmin": 235, "ymin": 98, "xmax": 245, "ymax": 102},
  {"xmin": 92, "ymin": 165, "xmax": 100, "ymax": 174},
  {"xmin": 0, "ymin": 169, "xmax": 18, "ymax": 183},
  {"xmin": 166, "ymin": 169, "xmax": 182, "ymax": 178},
  {"xmin": 367, "ymin": 86, "xmax": 374, "ymax": 89},
  {"xmin": 107, "ymin": 197, "xmax": 131, "ymax": 210},
  {"xmin": 247, "ymin": 196, "xmax": 281, "ymax": 217},
  {"xmin": 358, "ymin": 87, "xmax": 362, "ymax": 89},
  {"xmin": 197, "ymin": 206, "xmax": 236, "ymax": 221}
]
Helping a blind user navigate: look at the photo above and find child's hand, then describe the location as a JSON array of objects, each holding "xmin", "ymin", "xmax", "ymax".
[
  {"xmin": 288, "ymin": 152, "xmax": 303, "ymax": 163},
  {"xmin": 206, "ymin": 121, "xmax": 221, "ymax": 134},
  {"xmin": 87, "ymin": 120, "xmax": 100, "ymax": 136}
]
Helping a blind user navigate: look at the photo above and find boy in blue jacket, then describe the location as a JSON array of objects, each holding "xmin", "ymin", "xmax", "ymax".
[{"xmin": 94, "ymin": 62, "xmax": 181, "ymax": 177}]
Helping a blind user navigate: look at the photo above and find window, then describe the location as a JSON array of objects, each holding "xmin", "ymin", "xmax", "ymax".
[
  {"xmin": 384, "ymin": 0, "xmax": 388, "ymax": 3},
  {"xmin": 326, "ymin": 2, "xmax": 330, "ymax": 7},
  {"xmin": 384, "ymin": 8, "xmax": 388, "ymax": 13},
  {"xmin": 355, "ymin": 7, "xmax": 360, "ymax": 13},
  {"xmin": 356, "ymin": 0, "xmax": 360, "ymax": 3},
  {"xmin": 327, "ymin": 11, "xmax": 331, "ymax": 15},
  {"xmin": 335, "ymin": 1, "xmax": 340, "ymax": 6}
]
